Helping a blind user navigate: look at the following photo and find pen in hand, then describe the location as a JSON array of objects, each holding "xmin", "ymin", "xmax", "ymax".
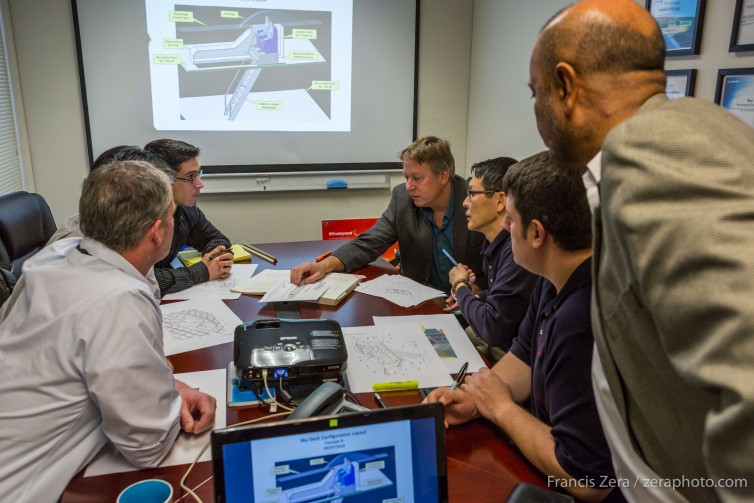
[
  {"xmin": 441, "ymin": 248, "xmax": 458, "ymax": 266},
  {"xmin": 449, "ymin": 361, "xmax": 469, "ymax": 391}
]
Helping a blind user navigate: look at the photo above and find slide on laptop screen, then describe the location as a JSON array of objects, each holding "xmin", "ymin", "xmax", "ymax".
[{"xmin": 212, "ymin": 403, "xmax": 448, "ymax": 503}]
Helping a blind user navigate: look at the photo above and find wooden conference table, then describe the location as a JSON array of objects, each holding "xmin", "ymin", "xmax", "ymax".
[{"xmin": 62, "ymin": 240, "xmax": 548, "ymax": 502}]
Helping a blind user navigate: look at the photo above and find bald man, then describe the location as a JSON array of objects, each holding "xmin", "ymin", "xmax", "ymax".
[{"xmin": 531, "ymin": 1, "xmax": 754, "ymax": 501}]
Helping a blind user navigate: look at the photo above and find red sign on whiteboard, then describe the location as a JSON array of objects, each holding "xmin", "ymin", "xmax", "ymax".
[{"xmin": 321, "ymin": 218, "xmax": 398, "ymax": 263}]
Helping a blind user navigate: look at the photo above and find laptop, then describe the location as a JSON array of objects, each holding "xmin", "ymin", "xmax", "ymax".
[{"xmin": 212, "ymin": 403, "xmax": 448, "ymax": 503}]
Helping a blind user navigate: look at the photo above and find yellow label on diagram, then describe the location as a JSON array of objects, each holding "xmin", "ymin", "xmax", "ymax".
[
  {"xmin": 311, "ymin": 81, "xmax": 339, "ymax": 90},
  {"xmin": 169, "ymin": 11, "xmax": 194, "ymax": 22},
  {"xmin": 292, "ymin": 29, "xmax": 317, "ymax": 39},
  {"xmin": 256, "ymin": 101, "xmax": 283, "ymax": 111},
  {"xmin": 162, "ymin": 38, "xmax": 184, "ymax": 49},
  {"xmin": 153, "ymin": 54, "xmax": 181, "ymax": 65},
  {"xmin": 288, "ymin": 51, "xmax": 317, "ymax": 61},
  {"xmin": 221, "ymin": 10, "xmax": 242, "ymax": 19}
]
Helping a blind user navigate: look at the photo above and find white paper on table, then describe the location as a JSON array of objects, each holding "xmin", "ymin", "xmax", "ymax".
[
  {"xmin": 342, "ymin": 324, "xmax": 454, "ymax": 393},
  {"xmin": 231, "ymin": 269, "xmax": 290, "ymax": 294},
  {"xmin": 355, "ymin": 274, "xmax": 445, "ymax": 307},
  {"xmin": 161, "ymin": 298, "xmax": 242, "ymax": 356},
  {"xmin": 162, "ymin": 264, "xmax": 257, "ymax": 301},
  {"xmin": 84, "ymin": 368, "xmax": 227, "ymax": 477},
  {"xmin": 259, "ymin": 278, "xmax": 330, "ymax": 303},
  {"xmin": 373, "ymin": 314, "xmax": 487, "ymax": 374}
]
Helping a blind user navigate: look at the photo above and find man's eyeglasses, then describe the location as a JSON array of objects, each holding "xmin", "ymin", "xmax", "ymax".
[
  {"xmin": 175, "ymin": 169, "xmax": 203, "ymax": 184},
  {"xmin": 466, "ymin": 189, "xmax": 497, "ymax": 199}
]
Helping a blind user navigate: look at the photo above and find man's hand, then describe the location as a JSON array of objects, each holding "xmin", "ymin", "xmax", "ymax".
[
  {"xmin": 203, "ymin": 245, "xmax": 233, "ymax": 280},
  {"xmin": 290, "ymin": 256, "xmax": 344, "ymax": 285},
  {"xmin": 175, "ymin": 380, "xmax": 217, "ymax": 434},
  {"xmin": 460, "ymin": 367, "xmax": 514, "ymax": 423},
  {"xmin": 424, "ymin": 386, "xmax": 479, "ymax": 428},
  {"xmin": 449, "ymin": 263, "xmax": 477, "ymax": 286},
  {"xmin": 443, "ymin": 294, "xmax": 459, "ymax": 312},
  {"xmin": 290, "ymin": 262, "xmax": 326, "ymax": 285}
]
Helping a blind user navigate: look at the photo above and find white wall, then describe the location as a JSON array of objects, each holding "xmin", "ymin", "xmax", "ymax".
[
  {"xmin": 465, "ymin": 0, "xmax": 754, "ymax": 167},
  {"xmin": 7, "ymin": 0, "xmax": 473, "ymax": 244}
]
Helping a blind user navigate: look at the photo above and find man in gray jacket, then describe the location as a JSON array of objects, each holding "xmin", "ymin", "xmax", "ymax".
[{"xmin": 291, "ymin": 136, "xmax": 485, "ymax": 293}]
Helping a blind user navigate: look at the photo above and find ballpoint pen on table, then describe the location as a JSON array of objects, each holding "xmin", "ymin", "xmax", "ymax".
[
  {"xmin": 373, "ymin": 392, "xmax": 387, "ymax": 409},
  {"xmin": 316, "ymin": 250, "xmax": 333, "ymax": 262},
  {"xmin": 449, "ymin": 361, "xmax": 469, "ymax": 391}
]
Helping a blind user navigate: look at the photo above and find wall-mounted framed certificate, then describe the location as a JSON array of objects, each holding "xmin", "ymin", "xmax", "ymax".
[
  {"xmin": 665, "ymin": 69, "xmax": 697, "ymax": 98},
  {"xmin": 715, "ymin": 68, "xmax": 754, "ymax": 127},
  {"xmin": 645, "ymin": 0, "xmax": 706, "ymax": 56},
  {"xmin": 730, "ymin": 0, "xmax": 754, "ymax": 52}
]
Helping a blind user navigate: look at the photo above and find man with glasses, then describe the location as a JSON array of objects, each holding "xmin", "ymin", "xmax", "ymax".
[
  {"xmin": 291, "ymin": 136, "xmax": 486, "ymax": 293},
  {"xmin": 145, "ymin": 139, "xmax": 233, "ymax": 294},
  {"xmin": 445, "ymin": 157, "xmax": 538, "ymax": 362}
]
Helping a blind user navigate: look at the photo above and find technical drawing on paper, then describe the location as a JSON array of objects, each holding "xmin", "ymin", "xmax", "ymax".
[
  {"xmin": 163, "ymin": 308, "xmax": 228, "ymax": 341},
  {"xmin": 386, "ymin": 288, "xmax": 411, "ymax": 296},
  {"xmin": 352, "ymin": 333, "xmax": 431, "ymax": 376}
]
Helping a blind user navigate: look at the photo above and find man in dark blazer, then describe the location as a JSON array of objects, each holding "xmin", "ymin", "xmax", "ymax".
[
  {"xmin": 291, "ymin": 136, "xmax": 485, "ymax": 293},
  {"xmin": 530, "ymin": 1, "xmax": 754, "ymax": 501}
]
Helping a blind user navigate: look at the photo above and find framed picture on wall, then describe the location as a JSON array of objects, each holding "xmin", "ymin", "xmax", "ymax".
[
  {"xmin": 730, "ymin": 0, "xmax": 754, "ymax": 52},
  {"xmin": 645, "ymin": 0, "xmax": 706, "ymax": 56},
  {"xmin": 665, "ymin": 69, "xmax": 697, "ymax": 98},
  {"xmin": 715, "ymin": 68, "xmax": 754, "ymax": 127}
]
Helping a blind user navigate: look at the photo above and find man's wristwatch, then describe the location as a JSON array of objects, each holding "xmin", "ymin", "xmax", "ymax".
[{"xmin": 451, "ymin": 278, "xmax": 471, "ymax": 300}]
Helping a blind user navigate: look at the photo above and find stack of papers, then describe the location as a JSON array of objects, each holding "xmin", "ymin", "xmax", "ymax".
[
  {"xmin": 232, "ymin": 270, "xmax": 361, "ymax": 306},
  {"xmin": 355, "ymin": 274, "xmax": 445, "ymax": 307}
]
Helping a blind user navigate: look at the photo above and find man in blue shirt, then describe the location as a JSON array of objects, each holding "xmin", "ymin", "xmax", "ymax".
[
  {"xmin": 427, "ymin": 152, "xmax": 620, "ymax": 502},
  {"xmin": 445, "ymin": 156, "xmax": 538, "ymax": 361}
]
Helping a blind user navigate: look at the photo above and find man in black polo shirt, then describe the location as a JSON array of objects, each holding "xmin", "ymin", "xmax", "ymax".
[
  {"xmin": 145, "ymin": 139, "xmax": 233, "ymax": 294},
  {"xmin": 427, "ymin": 152, "xmax": 621, "ymax": 502}
]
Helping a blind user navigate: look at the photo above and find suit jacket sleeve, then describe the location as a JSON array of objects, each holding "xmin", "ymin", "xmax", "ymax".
[{"xmin": 601, "ymin": 98, "xmax": 754, "ymax": 500}]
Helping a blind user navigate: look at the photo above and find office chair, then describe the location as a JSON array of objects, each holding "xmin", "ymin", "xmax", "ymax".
[{"xmin": 0, "ymin": 191, "xmax": 57, "ymax": 278}]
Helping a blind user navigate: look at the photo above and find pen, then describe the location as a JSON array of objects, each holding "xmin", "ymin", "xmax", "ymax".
[
  {"xmin": 373, "ymin": 392, "xmax": 387, "ymax": 409},
  {"xmin": 441, "ymin": 248, "xmax": 458, "ymax": 266},
  {"xmin": 449, "ymin": 361, "xmax": 468, "ymax": 391},
  {"xmin": 240, "ymin": 243, "xmax": 278, "ymax": 265},
  {"xmin": 372, "ymin": 380, "xmax": 419, "ymax": 392},
  {"xmin": 316, "ymin": 250, "xmax": 333, "ymax": 262}
]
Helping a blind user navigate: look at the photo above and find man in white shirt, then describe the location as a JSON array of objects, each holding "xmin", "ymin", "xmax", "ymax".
[{"xmin": 0, "ymin": 161, "xmax": 216, "ymax": 502}]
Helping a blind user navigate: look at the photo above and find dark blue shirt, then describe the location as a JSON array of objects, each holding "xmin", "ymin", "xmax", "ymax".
[
  {"xmin": 510, "ymin": 257, "xmax": 617, "ymax": 485},
  {"xmin": 455, "ymin": 230, "xmax": 538, "ymax": 351},
  {"xmin": 421, "ymin": 184, "xmax": 455, "ymax": 292}
]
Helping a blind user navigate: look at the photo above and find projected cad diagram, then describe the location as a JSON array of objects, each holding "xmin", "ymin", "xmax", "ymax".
[
  {"xmin": 269, "ymin": 449, "xmax": 396, "ymax": 503},
  {"xmin": 145, "ymin": 0, "xmax": 352, "ymax": 131}
]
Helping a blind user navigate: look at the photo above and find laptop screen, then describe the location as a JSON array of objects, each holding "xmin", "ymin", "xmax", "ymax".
[{"xmin": 212, "ymin": 403, "xmax": 448, "ymax": 503}]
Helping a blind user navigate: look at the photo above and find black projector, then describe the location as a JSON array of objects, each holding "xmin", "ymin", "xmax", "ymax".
[{"xmin": 233, "ymin": 318, "xmax": 347, "ymax": 389}]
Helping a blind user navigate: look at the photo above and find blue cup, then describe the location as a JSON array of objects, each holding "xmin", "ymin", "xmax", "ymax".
[{"xmin": 117, "ymin": 479, "xmax": 173, "ymax": 503}]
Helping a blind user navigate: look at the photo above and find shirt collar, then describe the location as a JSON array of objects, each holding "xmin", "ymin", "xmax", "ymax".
[
  {"xmin": 77, "ymin": 237, "xmax": 154, "ymax": 290},
  {"xmin": 543, "ymin": 256, "xmax": 592, "ymax": 314},
  {"xmin": 420, "ymin": 182, "xmax": 455, "ymax": 228},
  {"xmin": 483, "ymin": 228, "xmax": 509, "ymax": 258}
]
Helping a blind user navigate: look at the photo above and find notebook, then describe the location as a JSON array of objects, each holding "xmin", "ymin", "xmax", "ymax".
[{"xmin": 211, "ymin": 403, "xmax": 448, "ymax": 503}]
